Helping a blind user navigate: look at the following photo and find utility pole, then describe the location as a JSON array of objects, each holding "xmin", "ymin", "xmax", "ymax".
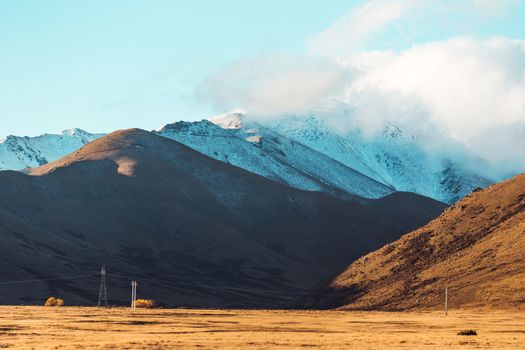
[
  {"xmin": 445, "ymin": 287, "xmax": 448, "ymax": 316},
  {"xmin": 131, "ymin": 281, "xmax": 138, "ymax": 311},
  {"xmin": 97, "ymin": 264, "xmax": 108, "ymax": 308}
]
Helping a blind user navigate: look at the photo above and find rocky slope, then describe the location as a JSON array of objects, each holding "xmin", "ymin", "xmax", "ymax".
[{"xmin": 299, "ymin": 174, "xmax": 525, "ymax": 310}]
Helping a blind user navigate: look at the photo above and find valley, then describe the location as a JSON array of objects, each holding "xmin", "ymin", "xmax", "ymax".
[
  {"xmin": 3, "ymin": 2, "xmax": 525, "ymax": 349},
  {"xmin": 0, "ymin": 306, "xmax": 523, "ymax": 349}
]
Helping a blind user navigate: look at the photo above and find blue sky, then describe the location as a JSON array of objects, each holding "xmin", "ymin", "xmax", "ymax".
[{"xmin": 0, "ymin": 0, "xmax": 524, "ymax": 136}]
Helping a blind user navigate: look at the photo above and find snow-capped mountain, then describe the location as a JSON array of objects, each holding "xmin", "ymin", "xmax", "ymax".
[
  {"xmin": 0, "ymin": 129, "xmax": 104, "ymax": 171},
  {"xmin": 238, "ymin": 111, "xmax": 490, "ymax": 204},
  {"xmin": 156, "ymin": 116, "xmax": 394, "ymax": 200},
  {"xmin": 157, "ymin": 111, "xmax": 489, "ymax": 203}
]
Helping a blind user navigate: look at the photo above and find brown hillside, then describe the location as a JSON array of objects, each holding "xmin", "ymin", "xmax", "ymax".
[{"xmin": 299, "ymin": 174, "xmax": 525, "ymax": 310}]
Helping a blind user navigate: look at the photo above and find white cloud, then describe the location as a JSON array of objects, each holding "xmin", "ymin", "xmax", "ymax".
[
  {"xmin": 308, "ymin": 0, "xmax": 522, "ymax": 56},
  {"xmin": 346, "ymin": 37, "xmax": 525, "ymax": 130},
  {"xmin": 200, "ymin": 37, "xmax": 525, "ymax": 179},
  {"xmin": 342, "ymin": 37, "xmax": 525, "ymax": 178},
  {"xmin": 198, "ymin": 1, "xmax": 525, "ymax": 179},
  {"xmin": 198, "ymin": 55, "xmax": 350, "ymax": 119},
  {"xmin": 309, "ymin": 0, "xmax": 426, "ymax": 56}
]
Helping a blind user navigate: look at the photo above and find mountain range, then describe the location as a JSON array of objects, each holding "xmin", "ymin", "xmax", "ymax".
[
  {"xmin": 1, "ymin": 110, "xmax": 492, "ymax": 203},
  {"xmin": 0, "ymin": 128, "xmax": 446, "ymax": 307},
  {"xmin": 0, "ymin": 113, "xmax": 521, "ymax": 310}
]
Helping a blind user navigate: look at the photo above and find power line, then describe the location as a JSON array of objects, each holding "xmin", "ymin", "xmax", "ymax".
[
  {"xmin": 0, "ymin": 270, "xmax": 350, "ymax": 302},
  {"xmin": 0, "ymin": 273, "xmax": 98, "ymax": 286},
  {"xmin": 107, "ymin": 273, "xmax": 345, "ymax": 299}
]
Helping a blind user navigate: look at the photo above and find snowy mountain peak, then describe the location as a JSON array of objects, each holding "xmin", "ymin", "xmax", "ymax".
[
  {"xmin": 61, "ymin": 128, "xmax": 91, "ymax": 137},
  {"xmin": 0, "ymin": 130, "xmax": 104, "ymax": 171},
  {"xmin": 210, "ymin": 112, "xmax": 246, "ymax": 130},
  {"xmin": 158, "ymin": 120, "xmax": 233, "ymax": 137},
  {"xmin": 0, "ymin": 135, "xmax": 17, "ymax": 144},
  {"xmin": 382, "ymin": 123, "xmax": 404, "ymax": 139},
  {"xmin": 264, "ymin": 112, "xmax": 491, "ymax": 203}
]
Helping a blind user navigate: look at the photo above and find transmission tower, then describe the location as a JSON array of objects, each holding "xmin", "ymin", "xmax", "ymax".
[{"xmin": 97, "ymin": 264, "xmax": 108, "ymax": 307}]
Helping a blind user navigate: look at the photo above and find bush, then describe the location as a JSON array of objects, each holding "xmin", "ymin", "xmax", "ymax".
[
  {"xmin": 134, "ymin": 299, "xmax": 158, "ymax": 308},
  {"xmin": 457, "ymin": 329, "xmax": 477, "ymax": 336},
  {"xmin": 44, "ymin": 297, "xmax": 64, "ymax": 306}
]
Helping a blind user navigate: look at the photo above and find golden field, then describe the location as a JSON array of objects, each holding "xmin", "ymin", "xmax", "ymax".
[{"xmin": 0, "ymin": 306, "xmax": 523, "ymax": 349}]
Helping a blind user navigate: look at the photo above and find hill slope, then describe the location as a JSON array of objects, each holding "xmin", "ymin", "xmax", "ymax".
[
  {"xmin": 299, "ymin": 174, "xmax": 525, "ymax": 310},
  {"xmin": 0, "ymin": 129, "xmax": 444, "ymax": 307}
]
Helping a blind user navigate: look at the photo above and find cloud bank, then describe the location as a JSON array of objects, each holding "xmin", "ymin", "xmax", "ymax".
[
  {"xmin": 198, "ymin": 55, "xmax": 350, "ymax": 119},
  {"xmin": 344, "ymin": 37, "xmax": 525, "ymax": 178},
  {"xmin": 199, "ymin": 0, "xmax": 525, "ymax": 180},
  {"xmin": 309, "ymin": 0, "xmax": 426, "ymax": 55}
]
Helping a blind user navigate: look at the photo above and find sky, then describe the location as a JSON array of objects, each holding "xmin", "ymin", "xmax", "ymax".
[
  {"xmin": 0, "ymin": 0, "xmax": 351, "ymax": 136},
  {"xmin": 0, "ymin": 0, "xmax": 524, "ymax": 146}
]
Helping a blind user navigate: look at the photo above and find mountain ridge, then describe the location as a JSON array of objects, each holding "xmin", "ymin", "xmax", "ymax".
[
  {"xmin": 156, "ymin": 118, "xmax": 394, "ymax": 200},
  {"xmin": 1, "ymin": 110, "xmax": 493, "ymax": 203}
]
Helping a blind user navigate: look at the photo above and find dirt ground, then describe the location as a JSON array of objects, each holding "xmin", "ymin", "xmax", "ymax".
[{"xmin": 0, "ymin": 306, "xmax": 523, "ymax": 349}]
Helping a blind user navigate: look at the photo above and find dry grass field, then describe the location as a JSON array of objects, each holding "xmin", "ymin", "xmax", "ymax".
[{"xmin": 0, "ymin": 307, "xmax": 523, "ymax": 349}]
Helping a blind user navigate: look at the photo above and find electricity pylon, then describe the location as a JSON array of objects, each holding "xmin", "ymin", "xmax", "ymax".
[{"xmin": 97, "ymin": 264, "xmax": 108, "ymax": 307}]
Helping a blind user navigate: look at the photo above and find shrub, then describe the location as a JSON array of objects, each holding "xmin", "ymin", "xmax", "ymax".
[
  {"xmin": 44, "ymin": 297, "xmax": 64, "ymax": 306},
  {"xmin": 457, "ymin": 329, "xmax": 477, "ymax": 336},
  {"xmin": 134, "ymin": 299, "xmax": 158, "ymax": 309}
]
